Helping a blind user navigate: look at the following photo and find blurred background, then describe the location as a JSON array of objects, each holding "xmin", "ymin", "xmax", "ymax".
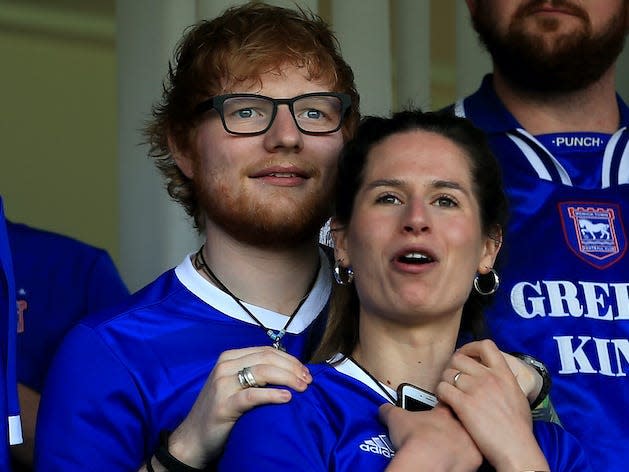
[{"xmin": 1, "ymin": 0, "xmax": 628, "ymax": 291}]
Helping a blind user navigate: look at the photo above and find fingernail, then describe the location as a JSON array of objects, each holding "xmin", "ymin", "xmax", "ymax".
[{"xmin": 279, "ymin": 390, "xmax": 291, "ymax": 402}]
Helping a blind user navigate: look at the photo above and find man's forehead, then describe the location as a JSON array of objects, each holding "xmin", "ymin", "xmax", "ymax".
[{"xmin": 219, "ymin": 64, "xmax": 335, "ymax": 95}]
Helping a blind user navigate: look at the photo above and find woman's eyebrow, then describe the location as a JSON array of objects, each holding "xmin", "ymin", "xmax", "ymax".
[
  {"xmin": 431, "ymin": 179, "xmax": 470, "ymax": 196},
  {"xmin": 364, "ymin": 178, "xmax": 404, "ymax": 190},
  {"xmin": 365, "ymin": 178, "xmax": 470, "ymax": 196}
]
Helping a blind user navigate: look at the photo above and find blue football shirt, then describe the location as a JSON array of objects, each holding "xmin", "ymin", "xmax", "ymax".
[
  {"xmin": 454, "ymin": 75, "xmax": 629, "ymax": 472},
  {"xmin": 35, "ymin": 251, "xmax": 331, "ymax": 471},
  {"xmin": 219, "ymin": 356, "xmax": 591, "ymax": 471}
]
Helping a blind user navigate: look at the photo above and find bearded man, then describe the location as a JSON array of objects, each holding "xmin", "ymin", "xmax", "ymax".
[{"xmin": 450, "ymin": 1, "xmax": 629, "ymax": 471}]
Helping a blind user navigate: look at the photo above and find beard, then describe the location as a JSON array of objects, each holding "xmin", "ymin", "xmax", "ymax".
[
  {"xmin": 472, "ymin": 0, "xmax": 628, "ymax": 93},
  {"xmin": 194, "ymin": 163, "xmax": 335, "ymax": 249}
]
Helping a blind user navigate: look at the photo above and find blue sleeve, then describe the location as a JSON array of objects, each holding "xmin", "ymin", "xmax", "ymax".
[
  {"xmin": 534, "ymin": 421, "xmax": 593, "ymax": 471},
  {"xmin": 0, "ymin": 200, "xmax": 15, "ymax": 469},
  {"xmin": 13, "ymin": 234, "xmax": 129, "ymax": 393},
  {"xmin": 218, "ymin": 395, "xmax": 331, "ymax": 471},
  {"xmin": 85, "ymin": 251, "xmax": 129, "ymax": 313},
  {"xmin": 35, "ymin": 324, "xmax": 148, "ymax": 471}
]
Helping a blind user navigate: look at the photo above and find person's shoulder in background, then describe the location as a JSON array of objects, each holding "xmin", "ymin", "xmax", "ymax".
[
  {"xmin": 8, "ymin": 220, "xmax": 130, "ymax": 392},
  {"xmin": 8, "ymin": 220, "xmax": 129, "ymax": 311}
]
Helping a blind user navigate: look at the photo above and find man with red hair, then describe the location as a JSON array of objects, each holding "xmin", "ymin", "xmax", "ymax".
[{"xmin": 35, "ymin": 4, "xmax": 358, "ymax": 471}]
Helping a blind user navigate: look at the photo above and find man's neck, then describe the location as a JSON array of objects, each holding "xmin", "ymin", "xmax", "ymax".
[
  {"xmin": 492, "ymin": 66, "xmax": 620, "ymax": 135},
  {"xmin": 200, "ymin": 226, "xmax": 321, "ymax": 316}
]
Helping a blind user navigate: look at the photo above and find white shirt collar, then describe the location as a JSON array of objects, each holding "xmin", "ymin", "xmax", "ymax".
[
  {"xmin": 329, "ymin": 354, "xmax": 397, "ymax": 402},
  {"xmin": 174, "ymin": 248, "xmax": 331, "ymax": 333}
]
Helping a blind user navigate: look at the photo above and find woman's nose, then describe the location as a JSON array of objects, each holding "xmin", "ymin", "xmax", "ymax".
[{"xmin": 402, "ymin": 201, "xmax": 430, "ymax": 234}]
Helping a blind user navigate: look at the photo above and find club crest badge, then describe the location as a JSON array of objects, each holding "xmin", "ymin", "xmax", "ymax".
[
  {"xmin": 16, "ymin": 288, "xmax": 28, "ymax": 334},
  {"xmin": 559, "ymin": 202, "xmax": 626, "ymax": 269}
]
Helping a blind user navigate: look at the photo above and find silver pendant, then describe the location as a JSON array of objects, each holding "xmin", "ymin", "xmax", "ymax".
[
  {"xmin": 268, "ymin": 329, "xmax": 287, "ymax": 351},
  {"xmin": 272, "ymin": 340, "xmax": 286, "ymax": 351}
]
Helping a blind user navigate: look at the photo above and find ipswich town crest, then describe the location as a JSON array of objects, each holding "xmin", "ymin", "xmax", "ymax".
[{"xmin": 559, "ymin": 202, "xmax": 626, "ymax": 269}]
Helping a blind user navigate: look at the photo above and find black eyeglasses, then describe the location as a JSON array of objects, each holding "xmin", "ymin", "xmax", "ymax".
[{"xmin": 194, "ymin": 92, "xmax": 351, "ymax": 136}]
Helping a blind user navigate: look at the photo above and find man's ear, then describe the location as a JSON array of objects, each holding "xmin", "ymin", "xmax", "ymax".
[
  {"xmin": 168, "ymin": 133, "xmax": 194, "ymax": 179},
  {"xmin": 330, "ymin": 218, "xmax": 350, "ymax": 266}
]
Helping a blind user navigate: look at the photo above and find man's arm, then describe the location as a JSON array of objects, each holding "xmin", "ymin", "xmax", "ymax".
[
  {"xmin": 502, "ymin": 351, "xmax": 559, "ymax": 423},
  {"xmin": 35, "ymin": 325, "xmax": 147, "ymax": 471}
]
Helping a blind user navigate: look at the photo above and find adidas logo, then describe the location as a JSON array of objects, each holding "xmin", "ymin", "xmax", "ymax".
[{"xmin": 359, "ymin": 434, "xmax": 396, "ymax": 458}]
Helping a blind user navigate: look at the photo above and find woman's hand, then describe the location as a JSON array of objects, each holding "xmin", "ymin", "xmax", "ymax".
[
  {"xmin": 436, "ymin": 340, "xmax": 549, "ymax": 472},
  {"xmin": 379, "ymin": 403, "xmax": 482, "ymax": 472},
  {"xmin": 164, "ymin": 346, "xmax": 312, "ymax": 467}
]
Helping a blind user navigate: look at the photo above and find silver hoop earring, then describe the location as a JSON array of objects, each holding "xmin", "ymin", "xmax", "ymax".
[
  {"xmin": 333, "ymin": 260, "xmax": 354, "ymax": 285},
  {"xmin": 473, "ymin": 268, "xmax": 500, "ymax": 295}
]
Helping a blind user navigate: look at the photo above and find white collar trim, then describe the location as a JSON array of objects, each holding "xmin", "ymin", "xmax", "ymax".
[
  {"xmin": 329, "ymin": 354, "xmax": 397, "ymax": 403},
  {"xmin": 174, "ymin": 249, "xmax": 330, "ymax": 333}
]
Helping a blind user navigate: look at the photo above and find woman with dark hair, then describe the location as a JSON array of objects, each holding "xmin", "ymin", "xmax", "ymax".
[{"xmin": 219, "ymin": 110, "xmax": 590, "ymax": 471}]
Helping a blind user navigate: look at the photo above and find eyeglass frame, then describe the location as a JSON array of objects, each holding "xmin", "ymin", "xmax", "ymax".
[{"xmin": 194, "ymin": 92, "xmax": 352, "ymax": 136}]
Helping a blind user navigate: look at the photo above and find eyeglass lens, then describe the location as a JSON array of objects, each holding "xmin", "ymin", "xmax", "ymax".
[{"xmin": 221, "ymin": 95, "xmax": 344, "ymax": 134}]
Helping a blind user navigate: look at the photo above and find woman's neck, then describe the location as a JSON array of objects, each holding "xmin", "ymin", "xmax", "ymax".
[{"xmin": 351, "ymin": 313, "xmax": 461, "ymax": 393}]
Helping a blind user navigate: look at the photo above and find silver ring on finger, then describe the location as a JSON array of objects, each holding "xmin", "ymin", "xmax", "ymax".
[
  {"xmin": 240, "ymin": 366, "xmax": 260, "ymax": 388},
  {"xmin": 237, "ymin": 369, "xmax": 249, "ymax": 389},
  {"xmin": 453, "ymin": 371, "xmax": 462, "ymax": 387}
]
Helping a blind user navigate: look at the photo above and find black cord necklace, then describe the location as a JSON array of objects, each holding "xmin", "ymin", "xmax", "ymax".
[
  {"xmin": 346, "ymin": 355, "xmax": 396, "ymax": 404},
  {"xmin": 194, "ymin": 246, "xmax": 319, "ymax": 351}
]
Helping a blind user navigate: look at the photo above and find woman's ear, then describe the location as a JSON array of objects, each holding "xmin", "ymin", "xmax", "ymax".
[
  {"xmin": 478, "ymin": 225, "xmax": 502, "ymax": 274},
  {"xmin": 168, "ymin": 133, "xmax": 194, "ymax": 179},
  {"xmin": 330, "ymin": 217, "xmax": 350, "ymax": 266}
]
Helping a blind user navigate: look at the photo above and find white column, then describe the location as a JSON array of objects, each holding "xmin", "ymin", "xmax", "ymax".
[
  {"xmin": 455, "ymin": 1, "xmax": 490, "ymax": 99},
  {"xmin": 392, "ymin": 0, "xmax": 431, "ymax": 111},
  {"xmin": 331, "ymin": 0, "xmax": 393, "ymax": 116},
  {"xmin": 117, "ymin": 0, "xmax": 200, "ymax": 291},
  {"xmin": 263, "ymin": 0, "xmax": 318, "ymax": 9},
  {"xmin": 196, "ymin": 0, "xmax": 247, "ymax": 19},
  {"xmin": 197, "ymin": 0, "xmax": 318, "ymax": 19}
]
